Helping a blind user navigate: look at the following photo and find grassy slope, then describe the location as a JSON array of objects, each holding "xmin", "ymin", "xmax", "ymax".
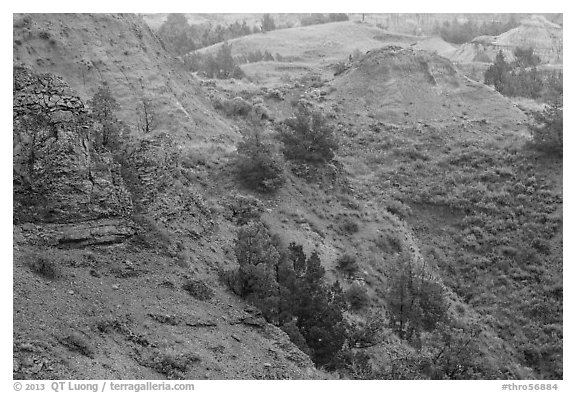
[
  {"xmin": 196, "ymin": 21, "xmax": 415, "ymax": 59},
  {"xmin": 328, "ymin": 54, "xmax": 562, "ymax": 377},
  {"xmin": 221, "ymin": 29, "xmax": 562, "ymax": 376}
]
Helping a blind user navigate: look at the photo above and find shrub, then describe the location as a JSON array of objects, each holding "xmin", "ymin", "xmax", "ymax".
[
  {"xmin": 26, "ymin": 254, "xmax": 60, "ymax": 279},
  {"xmin": 387, "ymin": 257, "xmax": 448, "ymax": 340},
  {"xmin": 38, "ymin": 31, "xmax": 51, "ymax": 40},
  {"xmin": 141, "ymin": 350, "xmax": 201, "ymax": 379},
  {"xmin": 346, "ymin": 283, "xmax": 370, "ymax": 311},
  {"xmin": 182, "ymin": 279, "xmax": 214, "ymax": 301},
  {"xmin": 340, "ymin": 218, "xmax": 359, "ymax": 234},
  {"xmin": 224, "ymin": 193, "xmax": 264, "ymax": 225},
  {"xmin": 529, "ymin": 96, "xmax": 562, "ymax": 154},
  {"xmin": 234, "ymin": 129, "xmax": 285, "ymax": 193},
  {"xmin": 385, "ymin": 199, "xmax": 413, "ymax": 219},
  {"xmin": 277, "ymin": 105, "xmax": 338, "ymax": 164},
  {"xmin": 213, "ymin": 96, "xmax": 252, "ymax": 117},
  {"xmin": 336, "ymin": 254, "xmax": 359, "ymax": 277}
]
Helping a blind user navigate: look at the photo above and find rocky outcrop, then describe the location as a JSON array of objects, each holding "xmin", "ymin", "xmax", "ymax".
[
  {"xmin": 13, "ymin": 66, "xmax": 132, "ymax": 224},
  {"xmin": 18, "ymin": 219, "xmax": 135, "ymax": 248},
  {"xmin": 123, "ymin": 133, "xmax": 214, "ymax": 237}
]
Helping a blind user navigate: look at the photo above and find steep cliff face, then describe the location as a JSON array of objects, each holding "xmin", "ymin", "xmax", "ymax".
[{"xmin": 13, "ymin": 66, "xmax": 132, "ymax": 225}]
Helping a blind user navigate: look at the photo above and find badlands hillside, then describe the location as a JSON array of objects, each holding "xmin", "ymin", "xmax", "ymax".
[
  {"xmin": 450, "ymin": 15, "xmax": 563, "ymax": 65},
  {"xmin": 13, "ymin": 14, "xmax": 562, "ymax": 380}
]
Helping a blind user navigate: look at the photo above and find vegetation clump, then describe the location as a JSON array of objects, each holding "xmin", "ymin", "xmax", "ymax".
[
  {"xmin": 346, "ymin": 283, "xmax": 370, "ymax": 311},
  {"xmin": 187, "ymin": 42, "xmax": 245, "ymax": 79},
  {"xmin": 336, "ymin": 254, "xmax": 359, "ymax": 278},
  {"xmin": 529, "ymin": 95, "xmax": 563, "ymax": 154},
  {"xmin": 277, "ymin": 105, "xmax": 339, "ymax": 164},
  {"xmin": 234, "ymin": 128, "xmax": 285, "ymax": 193},
  {"xmin": 182, "ymin": 279, "xmax": 214, "ymax": 301},
  {"xmin": 225, "ymin": 223, "xmax": 348, "ymax": 369},
  {"xmin": 88, "ymin": 83, "xmax": 127, "ymax": 151},
  {"xmin": 484, "ymin": 48, "xmax": 561, "ymax": 101},
  {"xmin": 25, "ymin": 253, "xmax": 60, "ymax": 280}
]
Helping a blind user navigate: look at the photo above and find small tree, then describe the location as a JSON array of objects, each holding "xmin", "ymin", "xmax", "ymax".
[
  {"xmin": 158, "ymin": 13, "xmax": 197, "ymax": 55},
  {"xmin": 484, "ymin": 50, "xmax": 510, "ymax": 94},
  {"xmin": 215, "ymin": 41, "xmax": 235, "ymax": 78},
  {"xmin": 137, "ymin": 96, "xmax": 157, "ymax": 133},
  {"xmin": 88, "ymin": 83, "xmax": 124, "ymax": 150},
  {"xmin": 386, "ymin": 254, "xmax": 448, "ymax": 341},
  {"xmin": 529, "ymin": 95, "xmax": 563, "ymax": 154},
  {"xmin": 346, "ymin": 283, "xmax": 370, "ymax": 311},
  {"xmin": 278, "ymin": 105, "xmax": 338, "ymax": 163},
  {"xmin": 235, "ymin": 128, "xmax": 285, "ymax": 193},
  {"xmin": 202, "ymin": 42, "xmax": 244, "ymax": 79},
  {"xmin": 261, "ymin": 14, "xmax": 276, "ymax": 33},
  {"xmin": 234, "ymin": 221, "xmax": 281, "ymax": 321},
  {"xmin": 336, "ymin": 254, "xmax": 359, "ymax": 278},
  {"xmin": 136, "ymin": 79, "xmax": 157, "ymax": 133},
  {"xmin": 513, "ymin": 47, "xmax": 541, "ymax": 68}
]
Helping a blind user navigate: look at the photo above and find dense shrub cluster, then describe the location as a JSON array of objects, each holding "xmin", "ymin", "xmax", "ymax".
[
  {"xmin": 158, "ymin": 14, "xmax": 254, "ymax": 55},
  {"xmin": 235, "ymin": 48, "xmax": 275, "ymax": 64},
  {"xmin": 484, "ymin": 48, "xmax": 561, "ymax": 101},
  {"xmin": 300, "ymin": 13, "xmax": 349, "ymax": 27},
  {"xmin": 157, "ymin": 14, "xmax": 279, "ymax": 56},
  {"xmin": 187, "ymin": 42, "xmax": 245, "ymax": 79},
  {"xmin": 225, "ymin": 221, "xmax": 348, "ymax": 368}
]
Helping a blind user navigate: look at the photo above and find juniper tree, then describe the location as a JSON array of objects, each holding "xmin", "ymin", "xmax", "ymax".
[
  {"xmin": 278, "ymin": 105, "xmax": 338, "ymax": 164},
  {"xmin": 235, "ymin": 128, "xmax": 285, "ymax": 193}
]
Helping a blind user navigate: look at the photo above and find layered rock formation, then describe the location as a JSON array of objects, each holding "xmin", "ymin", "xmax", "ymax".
[{"xmin": 13, "ymin": 66, "xmax": 133, "ymax": 242}]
